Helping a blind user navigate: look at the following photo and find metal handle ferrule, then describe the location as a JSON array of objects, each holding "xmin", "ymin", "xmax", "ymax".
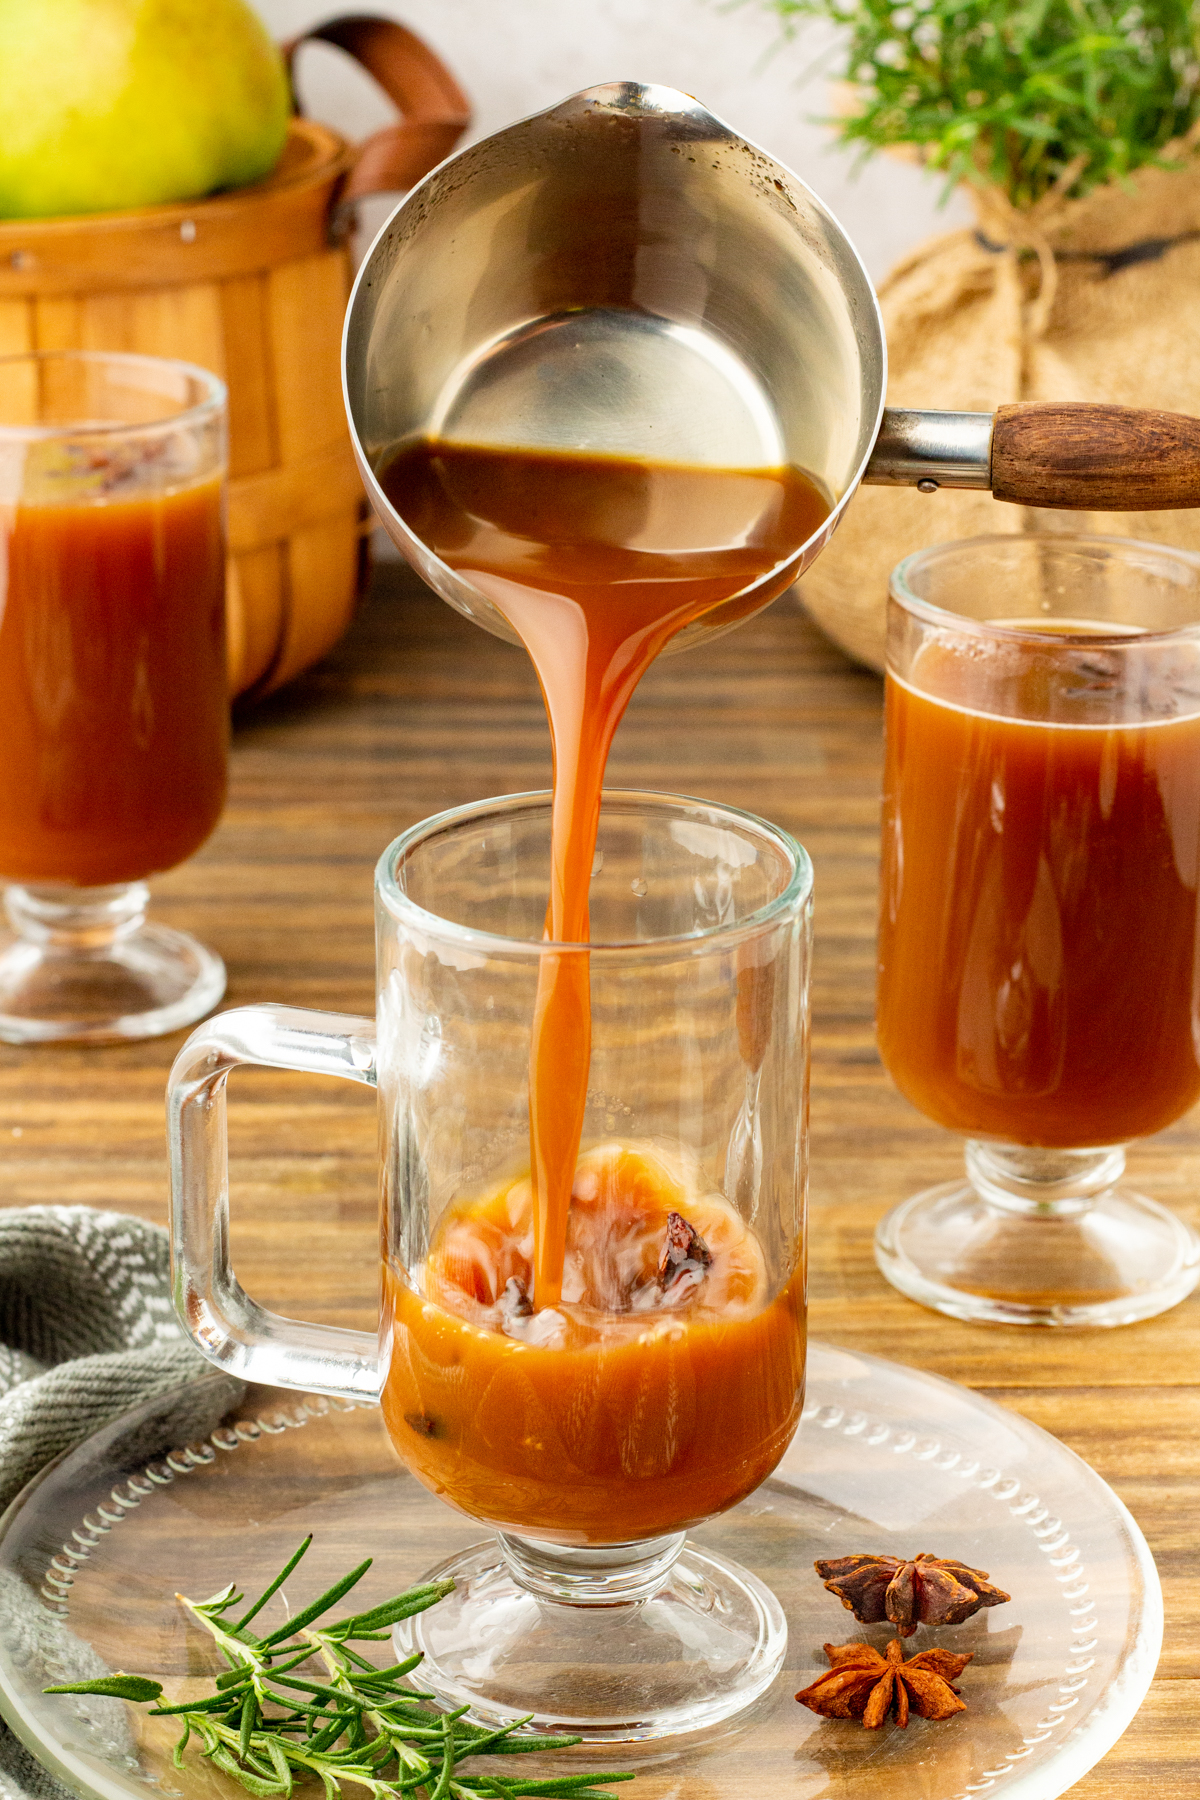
[{"xmin": 864, "ymin": 409, "xmax": 994, "ymax": 491}]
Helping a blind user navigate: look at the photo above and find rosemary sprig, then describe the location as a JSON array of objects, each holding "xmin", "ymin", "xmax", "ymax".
[
  {"xmin": 766, "ymin": 0, "xmax": 1200, "ymax": 207},
  {"xmin": 47, "ymin": 1537, "xmax": 633, "ymax": 1800}
]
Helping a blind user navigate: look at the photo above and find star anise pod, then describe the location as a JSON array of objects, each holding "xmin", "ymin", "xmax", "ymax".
[
  {"xmin": 814, "ymin": 1552, "xmax": 1010, "ymax": 1637},
  {"xmin": 796, "ymin": 1638, "xmax": 973, "ymax": 1729},
  {"xmin": 656, "ymin": 1210, "xmax": 712, "ymax": 1296},
  {"xmin": 500, "ymin": 1276, "xmax": 533, "ymax": 1322}
]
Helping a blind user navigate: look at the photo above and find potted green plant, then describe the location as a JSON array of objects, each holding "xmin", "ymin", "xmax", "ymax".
[{"xmin": 768, "ymin": 0, "xmax": 1200, "ymax": 667}]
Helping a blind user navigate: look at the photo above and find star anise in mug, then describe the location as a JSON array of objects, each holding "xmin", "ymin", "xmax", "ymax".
[
  {"xmin": 656, "ymin": 1209, "xmax": 712, "ymax": 1298},
  {"xmin": 796, "ymin": 1638, "xmax": 973, "ymax": 1729},
  {"xmin": 815, "ymin": 1552, "xmax": 1010, "ymax": 1637}
]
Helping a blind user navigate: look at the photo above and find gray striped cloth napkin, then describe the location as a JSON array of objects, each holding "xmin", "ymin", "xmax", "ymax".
[{"xmin": 0, "ymin": 1206, "xmax": 237, "ymax": 1800}]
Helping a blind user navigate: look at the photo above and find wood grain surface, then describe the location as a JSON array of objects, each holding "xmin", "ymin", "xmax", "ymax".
[
  {"xmin": 990, "ymin": 401, "xmax": 1200, "ymax": 511},
  {"xmin": 0, "ymin": 561, "xmax": 1195, "ymax": 1793}
]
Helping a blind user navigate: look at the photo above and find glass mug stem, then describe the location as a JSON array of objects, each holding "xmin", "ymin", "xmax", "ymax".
[
  {"xmin": 964, "ymin": 1141, "xmax": 1126, "ymax": 1219},
  {"xmin": 6, "ymin": 881, "xmax": 150, "ymax": 948},
  {"xmin": 0, "ymin": 879, "xmax": 226, "ymax": 1046},
  {"xmin": 496, "ymin": 1531, "xmax": 686, "ymax": 1605}
]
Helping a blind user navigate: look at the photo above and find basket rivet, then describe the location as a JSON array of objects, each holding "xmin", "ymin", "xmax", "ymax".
[{"xmin": 179, "ymin": 220, "xmax": 197, "ymax": 244}]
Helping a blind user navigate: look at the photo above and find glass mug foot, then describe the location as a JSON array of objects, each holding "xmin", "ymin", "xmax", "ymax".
[
  {"xmin": 395, "ymin": 1533, "xmax": 787, "ymax": 1742},
  {"xmin": 0, "ymin": 882, "xmax": 225, "ymax": 1045},
  {"xmin": 875, "ymin": 1142, "xmax": 1200, "ymax": 1327}
]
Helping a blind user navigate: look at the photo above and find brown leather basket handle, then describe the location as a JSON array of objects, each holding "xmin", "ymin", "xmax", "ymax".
[
  {"xmin": 284, "ymin": 13, "xmax": 470, "ymax": 202},
  {"xmin": 991, "ymin": 402, "xmax": 1200, "ymax": 510}
]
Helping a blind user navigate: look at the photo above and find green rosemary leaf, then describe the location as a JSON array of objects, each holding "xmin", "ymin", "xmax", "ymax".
[
  {"xmin": 45, "ymin": 1675, "xmax": 163, "ymax": 1703},
  {"xmin": 265, "ymin": 1735, "xmax": 295, "ymax": 1796},
  {"xmin": 256, "ymin": 1643, "xmax": 323, "ymax": 1682},
  {"xmin": 481, "ymin": 1779, "xmax": 636, "ymax": 1795},
  {"xmin": 332, "ymin": 1582, "xmax": 455, "ymax": 1636},
  {"xmin": 260, "ymin": 1692, "xmax": 333, "ymax": 1720},
  {"xmin": 427, "ymin": 1719, "xmax": 455, "ymax": 1800},
  {"xmin": 239, "ymin": 1691, "xmax": 257, "ymax": 1761},
  {"xmin": 216, "ymin": 1667, "xmax": 256, "ymax": 1690},
  {"xmin": 257, "ymin": 1559, "xmax": 373, "ymax": 1646},
  {"xmin": 396, "ymin": 1775, "xmax": 437, "ymax": 1797},
  {"xmin": 387, "ymin": 1745, "xmax": 433, "ymax": 1788},
  {"xmin": 363, "ymin": 1728, "xmax": 396, "ymax": 1763},
  {"xmin": 445, "ymin": 1720, "xmax": 532, "ymax": 1763},
  {"xmin": 469, "ymin": 1735, "xmax": 584, "ymax": 1757},
  {"xmin": 447, "ymin": 1718, "xmax": 525, "ymax": 1740},
  {"xmin": 266, "ymin": 1673, "xmax": 374, "ymax": 1706},
  {"xmin": 351, "ymin": 1657, "xmax": 425, "ymax": 1686},
  {"xmin": 214, "ymin": 1755, "xmax": 284, "ymax": 1798},
  {"xmin": 502, "ymin": 1791, "xmax": 635, "ymax": 1800},
  {"xmin": 366, "ymin": 1690, "xmax": 440, "ymax": 1716},
  {"xmin": 239, "ymin": 1745, "xmax": 286, "ymax": 1785},
  {"xmin": 149, "ymin": 1692, "xmax": 244, "ymax": 1717},
  {"xmin": 234, "ymin": 1537, "xmax": 314, "ymax": 1634},
  {"xmin": 193, "ymin": 1583, "xmax": 241, "ymax": 1614}
]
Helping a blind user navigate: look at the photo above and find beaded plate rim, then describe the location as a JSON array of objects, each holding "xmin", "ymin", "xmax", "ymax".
[{"xmin": 0, "ymin": 1342, "xmax": 1163, "ymax": 1800}]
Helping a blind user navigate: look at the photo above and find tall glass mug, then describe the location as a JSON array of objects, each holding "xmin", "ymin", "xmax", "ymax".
[
  {"xmin": 875, "ymin": 535, "xmax": 1200, "ymax": 1327},
  {"xmin": 0, "ymin": 351, "xmax": 228, "ymax": 1044},
  {"xmin": 168, "ymin": 791, "xmax": 811, "ymax": 1740}
]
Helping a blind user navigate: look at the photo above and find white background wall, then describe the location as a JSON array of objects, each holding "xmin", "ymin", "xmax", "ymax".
[{"xmin": 255, "ymin": 0, "xmax": 971, "ymax": 282}]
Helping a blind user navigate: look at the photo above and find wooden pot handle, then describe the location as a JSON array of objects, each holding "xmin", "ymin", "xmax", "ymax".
[
  {"xmin": 283, "ymin": 13, "xmax": 470, "ymax": 203},
  {"xmin": 991, "ymin": 402, "xmax": 1200, "ymax": 510}
]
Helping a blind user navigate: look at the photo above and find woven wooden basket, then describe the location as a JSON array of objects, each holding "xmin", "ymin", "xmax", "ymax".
[{"xmin": 0, "ymin": 17, "xmax": 468, "ymax": 697}]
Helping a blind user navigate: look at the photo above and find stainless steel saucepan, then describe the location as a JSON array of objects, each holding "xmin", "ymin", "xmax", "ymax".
[{"xmin": 343, "ymin": 81, "xmax": 1200, "ymax": 650}]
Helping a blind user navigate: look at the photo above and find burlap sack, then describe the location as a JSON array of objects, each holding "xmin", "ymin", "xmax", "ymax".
[{"xmin": 798, "ymin": 146, "xmax": 1200, "ymax": 669}]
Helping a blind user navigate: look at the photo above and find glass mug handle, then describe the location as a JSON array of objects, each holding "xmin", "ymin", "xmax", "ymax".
[{"xmin": 167, "ymin": 1004, "xmax": 383, "ymax": 1402}]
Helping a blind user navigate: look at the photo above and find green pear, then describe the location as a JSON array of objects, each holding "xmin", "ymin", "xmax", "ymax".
[{"xmin": 0, "ymin": 0, "xmax": 291, "ymax": 218}]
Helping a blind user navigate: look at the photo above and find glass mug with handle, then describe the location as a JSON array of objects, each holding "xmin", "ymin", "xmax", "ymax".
[{"xmin": 168, "ymin": 789, "xmax": 811, "ymax": 1742}]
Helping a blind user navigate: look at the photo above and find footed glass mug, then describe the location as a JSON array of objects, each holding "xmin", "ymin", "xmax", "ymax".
[
  {"xmin": 875, "ymin": 534, "xmax": 1200, "ymax": 1327},
  {"xmin": 0, "ymin": 350, "xmax": 227, "ymax": 1045},
  {"xmin": 168, "ymin": 790, "xmax": 811, "ymax": 1741}
]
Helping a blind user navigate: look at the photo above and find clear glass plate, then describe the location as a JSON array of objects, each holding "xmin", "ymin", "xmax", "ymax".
[{"xmin": 0, "ymin": 1342, "xmax": 1161, "ymax": 1800}]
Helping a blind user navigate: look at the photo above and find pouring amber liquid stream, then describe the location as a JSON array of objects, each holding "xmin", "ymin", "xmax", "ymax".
[{"xmin": 375, "ymin": 440, "xmax": 827, "ymax": 1538}]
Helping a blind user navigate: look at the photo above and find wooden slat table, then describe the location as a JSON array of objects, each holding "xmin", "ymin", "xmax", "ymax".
[{"xmin": 0, "ymin": 562, "xmax": 1195, "ymax": 1794}]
